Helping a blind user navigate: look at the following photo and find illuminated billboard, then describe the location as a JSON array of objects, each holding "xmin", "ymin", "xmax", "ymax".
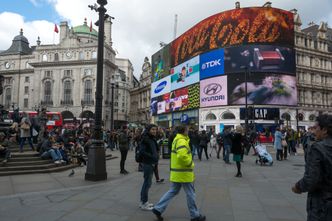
[
  {"xmin": 151, "ymin": 76, "xmax": 171, "ymax": 98},
  {"xmin": 200, "ymin": 76, "xmax": 228, "ymax": 107},
  {"xmin": 228, "ymin": 73, "xmax": 297, "ymax": 106},
  {"xmin": 200, "ymin": 48, "xmax": 225, "ymax": 80},
  {"xmin": 151, "ymin": 44, "xmax": 172, "ymax": 82},
  {"xmin": 170, "ymin": 56, "xmax": 200, "ymax": 91},
  {"xmin": 150, "ymin": 84, "xmax": 199, "ymax": 116},
  {"xmin": 171, "ymin": 7, "xmax": 294, "ymax": 66},
  {"xmin": 224, "ymin": 45, "xmax": 295, "ymax": 74}
]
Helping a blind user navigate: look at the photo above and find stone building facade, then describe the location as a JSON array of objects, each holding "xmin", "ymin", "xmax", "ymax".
[
  {"xmin": 0, "ymin": 18, "xmax": 133, "ymax": 129},
  {"xmin": 129, "ymin": 57, "xmax": 151, "ymax": 125}
]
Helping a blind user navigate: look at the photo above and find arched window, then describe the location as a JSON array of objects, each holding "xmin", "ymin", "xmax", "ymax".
[
  {"xmin": 4, "ymin": 88, "xmax": 11, "ymax": 109},
  {"xmin": 84, "ymin": 80, "xmax": 93, "ymax": 105},
  {"xmin": 281, "ymin": 113, "xmax": 291, "ymax": 121},
  {"xmin": 79, "ymin": 51, "xmax": 84, "ymax": 60},
  {"xmin": 206, "ymin": 113, "xmax": 217, "ymax": 120},
  {"xmin": 44, "ymin": 81, "xmax": 52, "ymax": 103},
  {"xmin": 63, "ymin": 80, "xmax": 72, "ymax": 104},
  {"xmin": 54, "ymin": 53, "xmax": 59, "ymax": 61},
  {"xmin": 222, "ymin": 112, "xmax": 235, "ymax": 120}
]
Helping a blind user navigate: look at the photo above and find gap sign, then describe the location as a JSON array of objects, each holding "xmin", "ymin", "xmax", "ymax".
[{"xmin": 200, "ymin": 48, "xmax": 225, "ymax": 80}]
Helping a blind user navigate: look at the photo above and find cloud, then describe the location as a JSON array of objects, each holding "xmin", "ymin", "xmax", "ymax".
[{"xmin": 0, "ymin": 12, "xmax": 58, "ymax": 51}]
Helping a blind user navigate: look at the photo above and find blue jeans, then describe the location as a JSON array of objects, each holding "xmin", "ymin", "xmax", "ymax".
[
  {"xmin": 192, "ymin": 144, "xmax": 198, "ymax": 158},
  {"xmin": 19, "ymin": 137, "xmax": 34, "ymax": 151},
  {"xmin": 140, "ymin": 163, "xmax": 154, "ymax": 203},
  {"xmin": 223, "ymin": 145, "xmax": 231, "ymax": 163},
  {"xmin": 154, "ymin": 182, "xmax": 200, "ymax": 219},
  {"xmin": 41, "ymin": 149, "xmax": 62, "ymax": 162}
]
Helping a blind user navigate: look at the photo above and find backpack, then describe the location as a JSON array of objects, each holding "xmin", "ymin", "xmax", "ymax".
[{"xmin": 135, "ymin": 143, "xmax": 144, "ymax": 163}]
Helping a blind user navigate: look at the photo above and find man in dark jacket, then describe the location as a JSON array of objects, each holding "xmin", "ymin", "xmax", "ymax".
[
  {"xmin": 139, "ymin": 124, "xmax": 159, "ymax": 211},
  {"xmin": 292, "ymin": 114, "xmax": 332, "ymax": 220},
  {"xmin": 222, "ymin": 128, "xmax": 233, "ymax": 163},
  {"xmin": 118, "ymin": 126, "xmax": 129, "ymax": 174}
]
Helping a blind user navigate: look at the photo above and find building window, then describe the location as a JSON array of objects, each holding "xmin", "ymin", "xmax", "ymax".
[
  {"xmin": 45, "ymin": 70, "xmax": 52, "ymax": 78},
  {"xmin": 84, "ymin": 80, "xmax": 93, "ymax": 104},
  {"xmin": 25, "ymin": 76, "xmax": 30, "ymax": 82},
  {"xmin": 92, "ymin": 51, "xmax": 97, "ymax": 59},
  {"xmin": 24, "ymin": 86, "xmax": 29, "ymax": 94},
  {"xmin": 44, "ymin": 81, "xmax": 52, "ymax": 103},
  {"xmin": 64, "ymin": 70, "xmax": 72, "ymax": 77},
  {"xmin": 79, "ymin": 51, "xmax": 84, "ymax": 60},
  {"xmin": 63, "ymin": 80, "xmax": 72, "ymax": 104},
  {"xmin": 4, "ymin": 88, "xmax": 11, "ymax": 109},
  {"xmin": 206, "ymin": 113, "xmax": 217, "ymax": 120},
  {"xmin": 54, "ymin": 53, "xmax": 59, "ymax": 61},
  {"xmin": 42, "ymin": 54, "xmax": 48, "ymax": 62},
  {"xmin": 222, "ymin": 112, "xmax": 235, "ymax": 120},
  {"xmin": 24, "ymin": 99, "xmax": 29, "ymax": 108}
]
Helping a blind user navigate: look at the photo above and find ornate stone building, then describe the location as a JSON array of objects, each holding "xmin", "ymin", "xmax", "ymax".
[
  {"xmin": 129, "ymin": 57, "xmax": 151, "ymax": 125},
  {"xmin": 0, "ymin": 18, "xmax": 133, "ymax": 129},
  {"xmin": 294, "ymin": 11, "xmax": 332, "ymax": 120}
]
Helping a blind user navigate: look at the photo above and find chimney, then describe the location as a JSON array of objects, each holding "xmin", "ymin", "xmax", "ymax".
[
  {"xmin": 104, "ymin": 17, "xmax": 114, "ymax": 46},
  {"xmin": 60, "ymin": 21, "xmax": 69, "ymax": 43},
  {"xmin": 318, "ymin": 22, "xmax": 327, "ymax": 39}
]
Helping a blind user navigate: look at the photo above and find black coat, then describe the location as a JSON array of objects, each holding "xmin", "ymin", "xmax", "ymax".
[
  {"xmin": 199, "ymin": 133, "xmax": 209, "ymax": 147},
  {"xmin": 296, "ymin": 137, "xmax": 332, "ymax": 220},
  {"xmin": 231, "ymin": 133, "xmax": 243, "ymax": 155},
  {"xmin": 140, "ymin": 133, "xmax": 159, "ymax": 165}
]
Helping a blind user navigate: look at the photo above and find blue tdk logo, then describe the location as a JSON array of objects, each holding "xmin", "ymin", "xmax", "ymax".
[
  {"xmin": 154, "ymin": 81, "xmax": 167, "ymax": 94},
  {"xmin": 200, "ymin": 48, "xmax": 224, "ymax": 80},
  {"xmin": 201, "ymin": 59, "xmax": 222, "ymax": 70}
]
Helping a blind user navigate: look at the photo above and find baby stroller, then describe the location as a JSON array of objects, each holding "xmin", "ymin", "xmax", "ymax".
[{"xmin": 254, "ymin": 144, "xmax": 273, "ymax": 166}]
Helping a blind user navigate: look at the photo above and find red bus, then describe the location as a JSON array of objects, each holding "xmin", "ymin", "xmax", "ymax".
[{"xmin": 8, "ymin": 111, "xmax": 63, "ymax": 131}]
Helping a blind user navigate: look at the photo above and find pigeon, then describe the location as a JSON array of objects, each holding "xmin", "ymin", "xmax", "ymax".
[{"xmin": 68, "ymin": 169, "xmax": 75, "ymax": 177}]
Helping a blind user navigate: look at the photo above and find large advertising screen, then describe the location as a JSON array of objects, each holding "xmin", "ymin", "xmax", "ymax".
[
  {"xmin": 200, "ymin": 76, "xmax": 228, "ymax": 107},
  {"xmin": 151, "ymin": 44, "xmax": 172, "ymax": 82},
  {"xmin": 200, "ymin": 48, "xmax": 225, "ymax": 80},
  {"xmin": 151, "ymin": 76, "xmax": 171, "ymax": 98},
  {"xmin": 224, "ymin": 45, "xmax": 295, "ymax": 74},
  {"xmin": 171, "ymin": 56, "xmax": 200, "ymax": 91},
  {"xmin": 150, "ymin": 84, "xmax": 199, "ymax": 116},
  {"xmin": 171, "ymin": 7, "xmax": 294, "ymax": 66},
  {"xmin": 228, "ymin": 73, "xmax": 297, "ymax": 106}
]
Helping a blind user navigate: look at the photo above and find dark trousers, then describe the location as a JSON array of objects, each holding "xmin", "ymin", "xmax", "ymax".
[
  {"xmin": 120, "ymin": 150, "xmax": 128, "ymax": 171},
  {"xmin": 276, "ymin": 149, "xmax": 283, "ymax": 160},
  {"xmin": 140, "ymin": 164, "xmax": 153, "ymax": 203},
  {"xmin": 154, "ymin": 163, "xmax": 160, "ymax": 181},
  {"xmin": 217, "ymin": 144, "xmax": 223, "ymax": 159},
  {"xmin": 198, "ymin": 145, "xmax": 209, "ymax": 160},
  {"xmin": 19, "ymin": 137, "xmax": 34, "ymax": 151},
  {"xmin": 0, "ymin": 148, "xmax": 11, "ymax": 160},
  {"xmin": 283, "ymin": 145, "xmax": 288, "ymax": 159}
]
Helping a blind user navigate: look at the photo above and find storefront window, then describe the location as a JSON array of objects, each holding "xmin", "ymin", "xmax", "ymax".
[{"xmin": 222, "ymin": 112, "xmax": 235, "ymax": 119}]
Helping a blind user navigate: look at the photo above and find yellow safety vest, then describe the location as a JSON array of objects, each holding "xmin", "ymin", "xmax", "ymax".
[{"xmin": 170, "ymin": 133, "xmax": 195, "ymax": 183}]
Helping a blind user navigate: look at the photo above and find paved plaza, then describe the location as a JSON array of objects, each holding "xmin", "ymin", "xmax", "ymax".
[{"xmin": 0, "ymin": 148, "xmax": 307, "ymax": 221}]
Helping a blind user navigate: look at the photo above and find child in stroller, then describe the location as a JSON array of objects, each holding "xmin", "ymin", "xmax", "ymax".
[{"xmin": 255, "ymin": 144, "xmax": 273, "ymax": 166}]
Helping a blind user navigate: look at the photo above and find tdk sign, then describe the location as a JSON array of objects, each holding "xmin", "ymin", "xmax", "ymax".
[
  {"xmin": 154, "ymin": 81, "xmax": 167, "ymax": 94},
  {"xmin": 200, "ymin": 48, "xmax": 224, "ymax": 80}
]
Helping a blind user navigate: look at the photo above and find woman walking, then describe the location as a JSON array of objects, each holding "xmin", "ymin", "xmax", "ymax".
[
  {"xmin": 231, "ymin": 126, "xmax": 244, "ymax": 177},
  {"xmin": 274, "ymin": 128, "xmax": 283, "ymax": 161},
  {"xmin": 19, "ymin": 112, "xmax": 35, "ymax": 152},
  {"xmin": 198, "ymin": 130, "xmax": 209, "ymax": 160}
]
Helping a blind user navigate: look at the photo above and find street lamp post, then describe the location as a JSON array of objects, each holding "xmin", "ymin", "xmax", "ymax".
[
  {"xmin": 85, "ymin": 0, "xmax": 108, "ymax": 181},
  {"xmin": 110, "ymin": 83, "xmax": 115, "ymax": 131}
]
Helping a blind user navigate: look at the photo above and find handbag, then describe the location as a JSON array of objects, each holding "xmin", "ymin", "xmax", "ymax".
[
  {"xmin": 282, "ymin": 139, "xmax": 287, "ymax": 147},
  {"xmin": 21, "ymin": 122, "xmax": 30, "ymax": 130}
]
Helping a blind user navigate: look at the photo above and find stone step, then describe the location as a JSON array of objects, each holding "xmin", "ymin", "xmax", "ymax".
[
  {"xmin": 0, "ymin": 163, "xmax": 63, "ymax": 171},
  {"xmin": 11, "ymin": 152, "xmax": 39, "ymax": 158},
  {"xmin": 9, "ymin": 156, "xmax": 43, "ymax": 162},
  {"xmin": 0, "ymin": 164, "xmax": 78, "ymax": 176},
  {"xmin": 4, "ymin": 160, "xmax": 53, "ymax": 166}
]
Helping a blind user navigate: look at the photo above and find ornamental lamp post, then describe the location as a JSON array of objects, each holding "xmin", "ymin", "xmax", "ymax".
[{"xmin": 85, "ymin": 0, "xmax": 109, "ymax": 181}]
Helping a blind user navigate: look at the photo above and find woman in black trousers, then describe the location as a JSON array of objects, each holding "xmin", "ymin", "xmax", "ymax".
[{"xmin": 198, "ymin": 130, "xmax": 209, "ymax": 160}]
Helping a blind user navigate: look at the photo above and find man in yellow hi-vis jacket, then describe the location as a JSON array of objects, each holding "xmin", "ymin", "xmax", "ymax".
[{"xmin": 152, "ymin": 125, "xmax": 206, "ymax": 221}]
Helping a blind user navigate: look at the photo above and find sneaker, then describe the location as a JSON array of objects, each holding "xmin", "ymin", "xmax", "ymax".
[
  {"xmin": 191, "ymin": 215, "xmax": 206, "ymax": 221},
  {"xmin": 60, "ymin": 160, "xmax": 66, "ymax": 164},
  {"xmin": 156, "ymin": 178, "xmax": 164, "ymax": 183},
  {"xmin": 54, "ymin": 160, "xmax": 61, "ymax": 164},
  {"xmin": 140, "ymin": 202, "xmax": 153, "ymax": 211},
  {"xmin": 152, "ymin": 208, "xmax": 164, "ymax": 221}
]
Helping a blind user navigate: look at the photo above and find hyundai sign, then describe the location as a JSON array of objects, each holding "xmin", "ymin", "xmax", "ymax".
[
  {"xmin": 200, "ymin": 76, "xmax": 228, "ymax": 107},
  {"xmin": 151, "ymin": 76, "xmax": 171, "ymax": 98},
  {"xmin": 200, "ymin": 48, "xmax": 225, "ymax": 80}
]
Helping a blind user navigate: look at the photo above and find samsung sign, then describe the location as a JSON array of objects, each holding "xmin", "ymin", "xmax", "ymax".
[
  {"xmin": 151, "ymin": 76, "xmax": 171, "ymax": 98},
  {"xmin": 200, "ymin": 48, "xmax": 225, "ymax": 80}
]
